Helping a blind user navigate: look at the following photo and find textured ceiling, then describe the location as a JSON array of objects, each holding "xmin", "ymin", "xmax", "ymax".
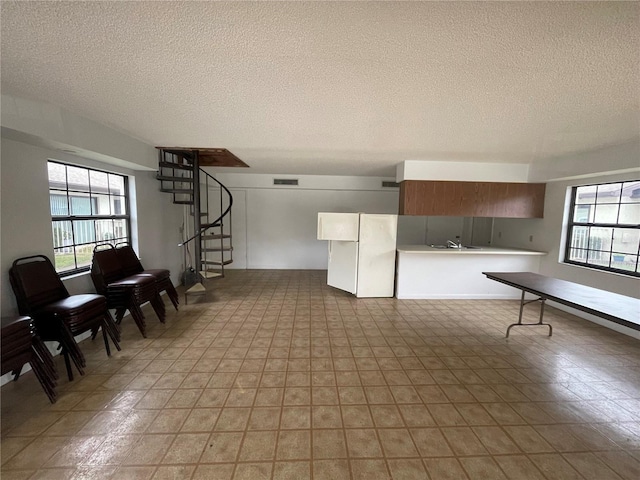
[{"xmin": 1, "ymin": 1, "xmax": 638, "ymax": 176}]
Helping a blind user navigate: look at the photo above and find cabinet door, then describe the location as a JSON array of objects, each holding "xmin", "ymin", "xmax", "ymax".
[{"xmin": 399, "ymin": 181, "xmax": 545, "ymax": 218}]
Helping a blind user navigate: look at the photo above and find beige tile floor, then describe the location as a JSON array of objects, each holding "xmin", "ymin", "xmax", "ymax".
[{"xmin": 1, "ymin": 270, "xmax": 640, "ymax": 480}]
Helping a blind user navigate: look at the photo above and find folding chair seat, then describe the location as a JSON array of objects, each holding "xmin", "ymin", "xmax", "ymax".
[
  {"xmin": 91, "ymin": 244, "xmax": 165, "ymax": 338},
  {"xmin": 115, "ymin": 243, "xmax": 179, "ymax": 310},
  {"xmin": 8, "ymin": 256, "xmax": 120, "ymax": 381},
  {"xmin": 1, "ymin": 316, "xmax": 58, "ymax": 403}
]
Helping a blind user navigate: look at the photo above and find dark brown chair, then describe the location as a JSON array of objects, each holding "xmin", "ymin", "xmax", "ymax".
[
  {"xmin": 91, "ymin": 244, "xmax": 165, "ymax": 338},
  {"xmin": 1, "ymin": 315, "xmax": 58, "ymax": 403},
  {"xmin": 8, "ymin": 255, "xmax": 121, "ymax": 381},
  {"xmin": 115, "ymin": 243, "xmax": 179, "ymax": 310}
]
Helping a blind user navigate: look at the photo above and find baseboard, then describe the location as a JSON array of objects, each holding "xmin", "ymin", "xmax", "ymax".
[{"xmin": 395, "ymin": 293, "xmax": 522, "ymax": 300}]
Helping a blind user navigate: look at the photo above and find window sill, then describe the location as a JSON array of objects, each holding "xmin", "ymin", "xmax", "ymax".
[
  {"xmin": 561, "ymin": 261, "xmax": 638, "ymax": 279},
  {"xmin": 60, "ymin": 270, "xmax": 91, "ymax": 281}
]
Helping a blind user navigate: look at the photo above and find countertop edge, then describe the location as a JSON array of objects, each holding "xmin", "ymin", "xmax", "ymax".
[{"xmin": 397, "ymin": 245, "xmax": 548, "ymax": 255}]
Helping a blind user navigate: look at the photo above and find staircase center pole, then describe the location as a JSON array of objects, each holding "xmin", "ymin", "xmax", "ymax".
[{"xmin": 192, "ymin": 150, "xmax": 202, "ymax": 279}]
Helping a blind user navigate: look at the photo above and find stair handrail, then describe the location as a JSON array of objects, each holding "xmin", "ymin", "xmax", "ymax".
[
  {"xmin": 201, "ymin": 168, "xmax": 233, "ymax": 223},
  {"xmin": 178, "ymin": 167, "xmax": 233, "ymax": 247},
  {"xmin": 178, "ymin": 226, "xmax": 204, "ymax": 247}
]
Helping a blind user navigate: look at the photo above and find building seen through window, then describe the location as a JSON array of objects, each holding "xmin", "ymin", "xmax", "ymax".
[
  {"xmin": 566, "ymin": 180, "xmax": 640, "ymax": 276},
  {"xmin": 48, "ymin": 161, "xmax": 130, "ymax": 275}
]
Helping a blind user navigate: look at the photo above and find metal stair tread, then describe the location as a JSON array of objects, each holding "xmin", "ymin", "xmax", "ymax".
[
  {"xmin": 158, "ymin": 148, "xmax": 233, "ymax": 280},
  {"xmin": 202, "ymin": 259, "xmax": 233, "ymax": 266},
  {"xmin": 200, "ymin": 270, "xmax": 223, "ymax": 279},
  {"xmin": 202, "ymin": 246, "xmax": 233, "ymax": 252},
  {"xmin": 160, "ymin": 188, "xmax": 193, "ymax": 194},
  {"xmin": 156, "ymin": 175, "xmax": 194, "ymax": 182},
  {"xmin": 201, "ymin": 234, "xmax": 232, "ymax": 240},
  {"xmin": 185, "ymin": 283, "xmax": 206, "ymax": 294},
  {"xmin": 161, "ymin": 149, "xmax": 196, "ymax": 159},
  {"xmin": 159, "ymin": 161, "xmax": 193, "ymax": 171}
]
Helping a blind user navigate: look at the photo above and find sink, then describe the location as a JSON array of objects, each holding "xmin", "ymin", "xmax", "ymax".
[{"xmin": 429, "ymin": 244, "xmax": 482, "ymax": 250}]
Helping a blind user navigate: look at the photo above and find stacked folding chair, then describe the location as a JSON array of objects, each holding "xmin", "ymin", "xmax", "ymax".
[
  {"xmin": 9, "ymin": 255, "xmax": 121, "ymax": 381},
  {"xmin": 115, "ymin": 243, "xmax": 179, "ymax": 310},
  {"xmin": 91, "ymin": 244, "xmax": 165, "ymax": 338},
  {"xmin": 1, "ymin": 316, "xmax": 59, "ymax": 403}
]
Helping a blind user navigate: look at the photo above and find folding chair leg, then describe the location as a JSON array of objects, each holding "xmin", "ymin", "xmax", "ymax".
[
  {"xmin": 103, "ymin": 314, "xmax": 122, "ymax": 352},
  {"xmin": 166, "ymin": 283, "xmax": 179, "ymax": 310},
  {"xmin": 65, "ymin": 344, "xmax": 85, "ymax": 379},
  {"xmin": 90, "ymin": 325, "xmax": 100, "ymax": 340},
  {"xmin": 32, "ymin": 341, "xmax": 58, "ymax": 380},
  {"xmin": 150, "ymin": 295, "xmax": 166, "ymax": 323},
  {"xmin": 115, "ymin": 309, "xmax": 126, "ymax": 324},
  {"xmin": 63, "ymin": 350, "xmax": 74, "ymax": 382},
  {"xmin": 12, "ymin": 366, "xmax": 23, "ymax": 381},
  {"xmin": 101, "ymin": 328, "xmax": 111, "ymax": 356},
  {"xmin": 30, "ymin": 361, "xmax": 57, "ymax": 404},
  {"xmin": 129, "ymin": 303, "xmax": 147, "ymax": 338}
]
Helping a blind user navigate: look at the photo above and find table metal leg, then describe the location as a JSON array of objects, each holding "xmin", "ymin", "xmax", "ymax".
[{"xmin": 506, "ymin": 290, "xmax": 553, "ymax": 337}]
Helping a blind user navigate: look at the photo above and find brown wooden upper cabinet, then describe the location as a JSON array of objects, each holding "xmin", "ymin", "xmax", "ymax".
[{"xmin": 399, "ymin": 180, "xmax": 546, "ymax": 218}]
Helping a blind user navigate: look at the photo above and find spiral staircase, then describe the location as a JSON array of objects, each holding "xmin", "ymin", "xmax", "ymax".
[{"xmin": 156, "ymin": 147, "xmax": 246, "ymax": 302}]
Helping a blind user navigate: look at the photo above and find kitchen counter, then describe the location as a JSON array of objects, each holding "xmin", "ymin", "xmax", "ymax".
[
  {"xmin": 397, "ymin": 245, "xmax": 547, "ymax": 255},
  {"xmin": 396, "ymin": 245, "xmax": 547, "ymax": 299}
]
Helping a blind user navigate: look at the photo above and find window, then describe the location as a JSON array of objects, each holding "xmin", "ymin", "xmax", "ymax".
[
  {"xmin": 565, "ymin": 180, "xmax": 640, "ymax": 277},
  {"xmin": 48, "ymin": 161, "xmax": 130, "ymax": 275}
]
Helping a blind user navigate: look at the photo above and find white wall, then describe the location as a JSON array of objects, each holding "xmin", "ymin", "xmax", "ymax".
[
  {"xmin": 528, "ymin": 139, "xmax": 640, "ymax": 183},
  {"xmin": 396, "ymin": 216, "xmax": 493, "ymax": 247},
  {"xmin": 1, "ymin": 138, "xmax": 184, "ymax": 315},
  {"xmin": 1, "ymin": 139, "xmax": 53, "ymax": 313},
  {"xmin": 1, "ymin": 137, "xmax": 184, "ymax": 386},
  {"xmin": 495, "ymin": 144, "xmax": 640, "ymax": 338},
  {"xmin": 1, "ymin": 93, "xmax": 157, "ymax": 171},
  {"xmin": 212, "ymin": 173, "xmax": 399, "ymax": 269},
  {"xmin": 397, "ymin": 160, "xmax": 530, "ymax": 182},
  {"xmin": 494, "ymin": 170, "xmax": 640, "ymax": 298}
]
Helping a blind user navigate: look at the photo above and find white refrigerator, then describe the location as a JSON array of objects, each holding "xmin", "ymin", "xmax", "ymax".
[{"xmin": 317, "ymin": 213, "xmax": 398, "ymax": 297}]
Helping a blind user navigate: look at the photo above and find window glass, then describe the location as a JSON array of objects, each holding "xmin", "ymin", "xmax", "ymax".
[
  {"xmin": 48, "ymin": 161, "xmax": 130, "ymax": 275},
  {"xmin": 66, "ymin": 165, "xmax": 90, "ymax": 192},
  {"xmin": 623, "ymin": 181, "xmax": 640, "ymax": 203},
  {"xmin": 50, "ymin": 194, "xmax": 69, "ymax": 216},
  {"xmin": 48, "ymin": 162, "xmax": 67, "ymax": 189},
  {"xmin": 70, "ymin": 194, "xmax": 92, "ymax": 215},
  {"xmin": 575, "ymin": 185, "xmax": 596, "ymax": 205},
  {"xmin": 596, "ymin": 182, "xmax": 621, "ymax": 204},
  {"xmin": 109, "ymin": 174, "xmax": 125, "ymax": 195},
  {"xmin": 565, "ymin": 180, "xmax": 639, "ymax": 276},
  {"xmin": 89, "ymin": 170, "xmax": 109, "ymax": 193},
  {"xmin": 91, "ymin": 194, "xmax": 112, "ymax": 215},
  {"xmin": 593, "ymin": 204, "xmax": 619, "ymax": 224}
]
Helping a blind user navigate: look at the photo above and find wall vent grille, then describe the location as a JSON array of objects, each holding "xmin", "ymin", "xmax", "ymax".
[
  {"xmin": 382, "ymin": 181, "xmax": 400, "ymax": 188},
  {"xmin": 274, "ymin": 179, "xmax": 299, "ymax": 186}
]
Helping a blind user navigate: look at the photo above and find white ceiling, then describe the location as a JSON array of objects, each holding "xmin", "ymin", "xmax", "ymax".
[{"xmin": 1, "ymin": 1, "xmax": 638, "ymax": 177}]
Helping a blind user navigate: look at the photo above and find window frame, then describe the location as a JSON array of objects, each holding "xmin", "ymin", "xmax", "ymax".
[
  {"xmin": 48, "ymin": 160, "xmax": 131, "ymax": 276},
  {"xmin": 564, "ymin": 180, "xmax": 640, "ymax": 277}
]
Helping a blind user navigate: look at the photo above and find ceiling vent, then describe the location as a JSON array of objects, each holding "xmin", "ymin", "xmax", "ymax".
[
  {"xmin": 274, "ymin": 179, "xmax": 299, "ymax": 186},
  {"xmin": 382, "ymin": 181, "xmax": 400, "ymax": 188}
]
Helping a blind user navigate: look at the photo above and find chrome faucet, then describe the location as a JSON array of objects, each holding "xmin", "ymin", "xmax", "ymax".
[{"xmin": 447, "ymin": 238, "xmax": 462, "ymax": 249}]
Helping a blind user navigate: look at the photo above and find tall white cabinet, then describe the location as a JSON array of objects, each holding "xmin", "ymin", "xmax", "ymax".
[{"xmin": 317, "ymin": 213, "xmax": 398, "ymax": 298}]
